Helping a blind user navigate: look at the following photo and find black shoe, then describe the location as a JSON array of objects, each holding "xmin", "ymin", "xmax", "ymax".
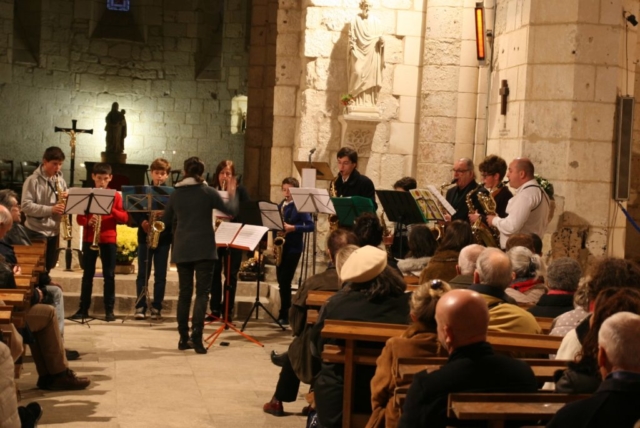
[
  {"xmin": 69, "ymin": 310, "xmax": 88, "ymax": 320},
  {"xmin": 178, "ymin": 337, "xmax": 193, "ymax": 351},
  {"xmin": 65, "ymin": 349, "xmax": 80, "ymax": 361},
  {"xmin": 36, "ymin": 374, "xmax": 52, "ymax": 390},
  {"xmin": 270, "ymin": 350, "xmax": 288, "ymax": 367},
  {"xmin": 277, "ymin": 318, "xmax": 289, "ymax": 327},
  {"xmin": 190, "ymin": 334, "xmax": 207, "ymax": 354},
  {"xmin": 18, "ymin": 402, "xmax": 42, "ymax": 428},
  {"xmin": 105, "ymin": 311, "xmax": 116, "ymax": 322}
]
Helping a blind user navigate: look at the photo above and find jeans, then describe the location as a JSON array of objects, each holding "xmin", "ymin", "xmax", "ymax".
[
  {"xmin": 176, "ymin": 259, "xmax": 214, "ymax": 335},
  {"xmin": 276, "ymin": 252, "xmax": 302, "ymax": 320},
  {"xmin": 210, "ymin": 247, "xmax": 243, "ymax": 315},
  {"xmin": 80, "ymin": 242, "xmax": 117, "ymax": 311},
  {"xmin": 45, "ymin": 285, "xmax": 65, "ymax": 337},
  {"xmin": 135, "ymin": 239, "xmax": 170, "ymax": 311}
]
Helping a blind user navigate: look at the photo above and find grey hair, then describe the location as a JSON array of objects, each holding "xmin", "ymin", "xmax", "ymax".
[
  {"xmin": 0, "ymin": 205, "xmax": 12, "ymax": 227},
  {"xmin": 507, "ymin": 246, "xmax": 546, "ymax": 280},
  {"xmin": 476, "ymin": 247, "xmax": 512, "ymax": 290},
  {"xmin": 335, "ymin": 244, "xmax": 359, "ymax": 283},
  {"xmin": 459, "ymin": 157, "xmax": 475, "ymax": 178},
  {"xmin": 573, "ymin": 279, "xmax": 590, "ymax": 311},
  {"xmin": 547, "ymin": 257, "xmax": 582, "ymax": 291},
  {"xmin": 458, "ymin": 244, "xmax": 485, "ymax": 276},
  {"xmin": 0, "ymin": 189, "xmax": 18, "ymax": 210},
  {"xmin": 598, "ymin": 311, "xmax": 640, "ymax": 372}
]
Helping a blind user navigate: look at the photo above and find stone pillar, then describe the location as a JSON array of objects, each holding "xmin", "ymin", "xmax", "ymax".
[
  {"xmin": 0, "ymin": 0, "xmax": 13, "ymax": 83},
  {"xmin": 486, "ymin": 0, "xmax": 636, "ymax": 261}
]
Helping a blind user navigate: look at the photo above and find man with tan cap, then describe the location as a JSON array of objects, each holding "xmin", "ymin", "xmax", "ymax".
[
  {"xmin": 486, "ymin": 158, "xmax": 550, "ymax": 248},
  {"xmin": 312, "ymin": 245, "xmax": 410, "ymax": 428},
  {"xmin": 399, "ymin": 289, "xmax": 537, "ymax": 428}
]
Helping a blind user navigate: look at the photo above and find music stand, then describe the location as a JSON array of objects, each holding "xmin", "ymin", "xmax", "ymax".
[
  {"xmin": 376, "ymin": 190, "xmax": 426, "ymax": 258},
  {"xmin": 330, "ymin": 196, "xmax": 376, "ymax": 227},
  {"xmin": 120, "ymin": 185, "xmax": 174, "ymax": 325},
  {"xmin": 64, "ymin": 187, "xmax": 116, "ymax": 325}
]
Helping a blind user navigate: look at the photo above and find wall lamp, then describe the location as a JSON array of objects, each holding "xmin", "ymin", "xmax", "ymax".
[
  {"xmin": 475, "ymin": 3, "xmax": 486, "ymax": 61},
  {"xmin": 624, "ymin": 11, "xmax": 638, "ymax": 26}
]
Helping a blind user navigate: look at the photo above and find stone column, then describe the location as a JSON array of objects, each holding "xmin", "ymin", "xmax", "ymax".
[{"xmin": 0, "ymin": 0, "xmax": 13, "ymax": 84}]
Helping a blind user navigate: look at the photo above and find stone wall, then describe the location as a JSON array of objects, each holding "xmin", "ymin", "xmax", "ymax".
[{"xmin": 0, "ymin": 0, "xmax": 248, "ymax": 184}]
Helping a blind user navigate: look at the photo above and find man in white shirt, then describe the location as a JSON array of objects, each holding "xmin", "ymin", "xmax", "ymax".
[{"xmin": 486, "ymin": 158, "xmax": 549, "ymax": 249}]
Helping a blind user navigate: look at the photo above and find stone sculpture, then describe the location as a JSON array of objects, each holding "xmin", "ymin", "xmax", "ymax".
[{"xmin": 105, "ymin": 102, "xmax": 127, "ymax": 154}]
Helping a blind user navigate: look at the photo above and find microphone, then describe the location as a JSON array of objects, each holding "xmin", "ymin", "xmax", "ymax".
[
  {"xmin": 308, "ymin": 148, "xmax": 316, "ymax": 164},
  {"xmin": 450, "ymin": 178, "xmax": 458, "ymax": 184}
]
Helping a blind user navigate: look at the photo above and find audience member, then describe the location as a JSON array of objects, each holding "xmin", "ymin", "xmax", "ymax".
[
  {"xmin": 549, "ymin": 282, "xmax": 589, "ymax": 338},
  {"xmin": 397, "ymin": 225, "xmax": 437, "ymax": 276},
  {"xmin": 399, "ymin": 289, "xmax": 537, "ymax": 428},
  {"xmin": 448, "ymin": 244, "xmax": 485, "ymax": 289},
  {"xmin": 0, "ymin": 341, "xmax": 42, "ymax": 427},
  {"xmin": 529, "ymin": 257, "xmax": 581, "ymax": 318},
  {"xmin": 469, "ymin": 248, "xmax": 541, "ymax": 334},
  {"xmin": 530, "ymin": 233, "xmax": 543, "ymax": 255},
  {"xmin": 506, "ymin": 246, "xmax": 546, "ymax": 304},
  {"xmin": 504, "ymin": 233, "xmax": 536, "ymax": 254},
  {"xmin": 547, "ymin": 312, "xmax": 640, "ymax": 427},
  {"xmin": 367, "ymin": 280, "xmax": 450, "ymax": 428},
  {"xmin": 418, "ymin": 220, "xmax": 474, "ymax": 284},
  {"xmin": 312, "ymin": 246, "xmax": 410, "ymax": 428},
  {"xmin": 554, "ymin": 288, "xmax": 640, "ymax": 394},
  {"xmin": 353, "ymin": 213, "xmax": 401, "ymax": 273},
  {"xmin": 263, "ymin": 230, "xmax": 358, "ymax": 417}
]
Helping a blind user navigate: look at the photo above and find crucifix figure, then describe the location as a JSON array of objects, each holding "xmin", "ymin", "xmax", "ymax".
[
  {"xmin": 54, "ymin": 119, "xmax": 93, "ymax": 271},
  {"xmin": 499, "ymin": 80, "xmax": 509, "ymax": 116}
]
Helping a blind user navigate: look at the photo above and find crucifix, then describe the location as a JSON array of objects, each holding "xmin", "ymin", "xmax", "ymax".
[
  {"xmin": 499, "ymin": 80, "xmax": 509, "ymax": 116},
  {"xmin": 54, "ymin": 119, "xmax": 94, "ymax": 271}
]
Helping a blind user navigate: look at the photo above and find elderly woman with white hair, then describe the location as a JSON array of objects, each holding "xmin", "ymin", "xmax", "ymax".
[{"xmin": 506, "ymin": 246, "xmax": 546, "ymax": 305}]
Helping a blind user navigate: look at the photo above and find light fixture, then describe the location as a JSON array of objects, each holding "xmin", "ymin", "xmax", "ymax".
[{"xmin": 474, "ymin": 4, "xmax": 486, "ymax": 61}]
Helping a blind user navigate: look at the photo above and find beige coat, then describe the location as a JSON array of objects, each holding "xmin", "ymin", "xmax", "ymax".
[{"xmin": 366, "ymin": 324, "xmax": 442, "ymax": 428}]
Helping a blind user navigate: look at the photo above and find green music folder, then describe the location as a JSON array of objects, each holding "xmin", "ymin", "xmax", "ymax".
[{"xmin": 330, "ymin": 196, "xmax": 376, "ymax": 226}]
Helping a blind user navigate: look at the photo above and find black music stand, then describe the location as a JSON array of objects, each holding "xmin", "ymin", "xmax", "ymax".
[
  {"xmin": 120, "ymin": 185, "xmax": 174, "ymax": 324},
  {"xmin": 239, "ymin": 200, "xmax": 287, "ymax": 332},
  {"xmin": 63, "ymin": 187, "xmax": 116, "ymax": 325},
  {"xmin": 376, "ymin": 190, "xmax": 426, "ymax": 258}
]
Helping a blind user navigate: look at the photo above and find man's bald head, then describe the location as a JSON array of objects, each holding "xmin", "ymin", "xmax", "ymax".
[
  {"xmin": 475, "ymin": 247, "xmax": 513, "ymax": 289},
  {"xmin": 435, "ymin": 289, "xmax": 489, "ymax": 352},
  {"xmin": 507, "ymin": 157, "xmax": 536, "ymax": 189},
  {"xmin": 458, "ymin": 244, "xmax": 485, "ymax": 275},
  {"xmin": 514, "ymin": 158, "xmax": 534, "ymax": 179},
  {"xmin": 0, "ymin": 205, "xmax": 13, "ymax": 239}
]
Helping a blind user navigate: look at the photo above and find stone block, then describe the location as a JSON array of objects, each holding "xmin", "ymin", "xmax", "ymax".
[
  {"xmin": 398, "ymin": 95, "xmax": 418, "ymax": 123},
  {"xmin": 425, "ymin": 6, "xmax": 462, "ymax": 40},
  {"xmin": 106, "ymin": 76, "xmax": 133, "ymax": 94},
  {"xmin": 278, "ymin": 8, "xmax": 301, "ymax": 33},
  {"xmin": 276, "ymin": 56, "xmax": 302, "ymax": 86},
  {"xmin": 304, "ymin": 30, "xmax": 344, "ymax": 58},
  {"xmin": 382, "ymin": 0, "xmax": 413, "ymax": 9},
  {"xmin": 530, "ymin": 24, "xmax": 577, "ymax": 64},
  {"xmin": 276, "ymin": 33, "xmax": 299, "ymax": 56},
  {"xmin": 594, "ymin": 65, "xmax": 618, "ymax": 103},
  {"xmin": 577, "ymin": 0, "xmax": 601, "ymax": 23},
  {"xmin": 459, "ymin": 40, "xmax": 478, "ymax": 67},
  {"xmin": 157, "ymin": 97, "xmax": 175, "ymax": 112},
  {"xmin": 455, "ymin": 117, "xmax": 476, "ymax": 144},
  {"xmin": 456, "ymin": 92, "xmax": 477, "ymax": 119},
  {"xmin": 528, "ymin": 64, "xmax": 576, "ymax": 100},
  {"xmin": 424, "ymin": 38, "xmax": 461, "ymax": 66},
  {"xmin": 575, "ymin": 24, "xmax": 620, "ymax": 66},
  {"xmin": 420, "ymin": 115, "xmax": 455, "ymax": 143},
  {"xmin": 79, "ymin": 74, "xmax": 105, "ymax": 92},
  {"xmin": 571, "ymin": 101, "xmax": 615, "ymax": 142},
  {"xmin": 417, "ymin": 142, "xmax": 455, "ymax": 165},
  {"xmin": 522, "ymin": 100, "xmax": 573, "ymax": 139},
  {"xmin": 506, "ymin": 27, "xmax": 529, "ymax": 68},
  {"xmin": 171, "ymin": 80, "xmax": 197, "ymax": 99},
  {"xmin": 600, "ymin": 0, "xmax": 623, "ymax": 25},
  {"xmin": 272, "ymin": 116, "xmax": 297, "ymax": 146},
  {"xmin": 109, "ymin": 43, "xmax": 133, "ymax": 59},
  {"xmin": 529, "ymin": 0, "xmax": 579, "ymax": 24},
  {"xmin": 389, "ymin": 122, "xmax": 417, "ymax": 154},
  {"xmin": 521, "ymin": 139, "xmax": 568, "ymax": 181},
  {"xmin": 392, "ymin": 64, "xmax": 419, "ymax": 96},
  {"xmin": 396, "ymin": 10, "xmax": 424, "ymax": 37},
  {"xmin": 403, "ymin": 36, "xmax": 422, "ymax": 66},
  {"xmin": 274, "ymin": 85, "xmax": 297, "ymax": 116},
  {"xmin": 422, "ymin": 65, "xmax": 460, "ymax": 92},
  {"xmin": 458, "ymin": 66, "xmax": 479, "ymax": 94},
  {"xmin": 421, "ymin": 90, "xmax": 458, "ymax": 117}
]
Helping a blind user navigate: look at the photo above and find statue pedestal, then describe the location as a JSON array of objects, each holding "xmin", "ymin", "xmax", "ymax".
[
  {"xmin": 83, "ymin": 161, "xmax": 148, "ymax": 190},
  {"xmin": 338, "ymin": 114, "xmax": 381, "ymax": 154},
  {"xmin": 101, "ymin": 152, "xmax": 127, "ymax": 164}
]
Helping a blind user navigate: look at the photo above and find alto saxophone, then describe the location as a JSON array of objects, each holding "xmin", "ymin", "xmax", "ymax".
[
  {"xmin": 147, "ymin": 211, "xmax": 165, "ymax": 249},
  {"xmin": 466, "ymin": 186, "xmax": 499, "ymax": 247},
  {"xmin": 90, "ymin": 215, "xmax": 102, "ymax": 251},
  {"xmin": 274, "ymin": 199, "xmax": 286, "ymax": 267},
  {"xmin": 432, "ymin": 179, "xmax": 457, "ymax": 241},
  {"xmin": 54, "ymin": 175, "xmax": 72, "ymax": 241},
  {"xmin": 328, "ymin": 175, "xmax": 339, "ymax": 232},
  {"xmin": 380, "ymin": 211, "xmax": 393, "ymax": 255}
]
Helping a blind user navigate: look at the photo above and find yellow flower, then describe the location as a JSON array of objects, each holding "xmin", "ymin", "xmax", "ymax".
[{"xmin": 116, "ymin": 225, "xmax": 138, "ymax": 263}]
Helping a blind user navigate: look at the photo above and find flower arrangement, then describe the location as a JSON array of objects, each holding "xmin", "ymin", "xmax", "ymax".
[
  {"xmin": 534, "ymin": 174, "xmax": 555, "ymax": 200},
  {"xmin": 340, "ymin": 93, "xmax": 354, "ymax": 107},
  {"xmin": 116, "ymin": 224, "xmax": 138, "ymax": 264}
]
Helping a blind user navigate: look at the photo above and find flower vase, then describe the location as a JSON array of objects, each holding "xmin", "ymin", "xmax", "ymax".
[{"xmin": 115, "ymin": 260, "xmax": 136, "ymax": 275}]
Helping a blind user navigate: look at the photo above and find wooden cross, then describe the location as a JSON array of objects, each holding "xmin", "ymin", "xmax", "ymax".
[{"xmin": 499, "ymin": 80, "xmax": 509, "ymax": 116}]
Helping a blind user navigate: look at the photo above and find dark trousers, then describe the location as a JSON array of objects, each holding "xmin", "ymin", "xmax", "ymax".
[
  {"xmin": 176, "ymin": 259, "xmax": 214, "ymax": 335},
  {"xmin": 276, "ymin": 252, "xmax": 302, "ymax": 320},
  {"xmin": 210, "ymin": 247, "xmax": 243, "ymax": 315},
  {"xmin": 135, "ymin": 239, "xmax": 170, "ymax": 311},
  {"xmin": 25, "ymin": 229, "xmax": 59, "ymax": 272},
  {"xmin": 274, "ymin": 353, "xmax": 301, "ymax": 402},
  {"xmin": 80, "ymin": 242, "xmax": 116, "ymax": 311}
]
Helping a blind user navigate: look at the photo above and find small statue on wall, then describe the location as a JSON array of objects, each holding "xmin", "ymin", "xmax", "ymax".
[
  {"xmin": 105, "ymin": 102, "xmax": 127, "ymax": 154},
  {"xmin": 348, "ymin": 0, "xmax": 385, "ymax": 110}
]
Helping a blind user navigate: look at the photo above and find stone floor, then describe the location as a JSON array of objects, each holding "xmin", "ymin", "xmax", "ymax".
[{"xmin": 16, "ymin": 318, "xmax": 309, "ymax": 427}]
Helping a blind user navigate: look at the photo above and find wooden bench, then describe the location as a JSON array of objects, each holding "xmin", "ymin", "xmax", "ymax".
[
  {"xmin": 13, "ymin": 244, "xmax": 46, "ymax": 256},
  {"xmin": 535, "ymin": 316, "xmax": 553, "ymax": 334}
]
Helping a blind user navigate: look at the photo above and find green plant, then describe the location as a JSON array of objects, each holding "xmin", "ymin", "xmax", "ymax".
[
  {"xmin": 340, "ymin": 93, "xmax": 354, "ymax": 106},
  {"xmin": 116, "ymin": 224, "xmax": 138, "ymax": 263},
  {"xmin": 534, "ymin": 174, "xmax": 554, "ymax": 200}
]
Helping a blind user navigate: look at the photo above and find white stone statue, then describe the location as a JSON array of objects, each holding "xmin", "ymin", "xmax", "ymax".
[{"xmin": 348, "ymin": 0, "xmax": 384, "ymax": 109}]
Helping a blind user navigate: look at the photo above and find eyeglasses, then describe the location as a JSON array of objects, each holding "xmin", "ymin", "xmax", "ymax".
[{"xmin": 451, "ymin": 169, "xmax": 469, "ymax": 173}]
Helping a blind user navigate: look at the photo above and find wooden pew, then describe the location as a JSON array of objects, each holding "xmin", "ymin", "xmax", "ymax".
[
  {"xmin": 13, "ymin": 244, "xmax": 46, "ymax": 256},
  {"xmin": 447, "ymin": 393, "xmax": 590, "ymax": 428},
  {"xmin": 535, "ymin": 316, "xmax": 553, "ymax": 334}
]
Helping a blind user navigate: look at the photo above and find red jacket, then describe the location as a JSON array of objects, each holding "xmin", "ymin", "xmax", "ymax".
[{"xmin": 77, "ymin": 191, "xmax": 128, "ymax": 244}]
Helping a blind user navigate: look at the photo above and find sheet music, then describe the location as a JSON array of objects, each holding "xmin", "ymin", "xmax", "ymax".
[
  {"xmin": 213, "ymin": 190, "xmax": 231, "ymax": 220},
  {"xmin": 231, "ymin": 225, "xmax": 269, "ymax": 251},
  {"xmin": 215, "ymin": 221, "xmax": 242, "ymax": 246},
  {"xmin": 290, "ymin": 187, "xmax": 336, "ymax": 214},
  {"xmin": 65, "ymin": 188, "xmax": 117, "ymax": 215},
  {"xmin": 259, "ymin": 201, "xmax": 284, "ymax": 231},
  {"xmin": 426, "ymin": 185, "xmax": 457, "ymax": 216}
]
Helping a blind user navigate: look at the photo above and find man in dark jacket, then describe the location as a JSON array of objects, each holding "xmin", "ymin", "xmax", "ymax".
[
  {"xmin": 399, "ymin": 289, "xmax": 538, "ymax": 428},
  {"xmin": 547, "ymin": 311, "xmax": 640, "ymax": 428},
  {"xmin": 445, "ymin": 158, "xmax": 478, "ymax": 222},
  {"xmin": 528, "ymin": 257, "xmax": 580, "ymax": 318},
  {"xmin": 333, "ymin": 147, "xmax": 377, "ymax": 209}
]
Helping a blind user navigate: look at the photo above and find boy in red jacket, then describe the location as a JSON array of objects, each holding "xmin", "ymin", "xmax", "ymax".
[{"xmin": 70, "ymin": 163, "xmax": 128, "ymax": 321}]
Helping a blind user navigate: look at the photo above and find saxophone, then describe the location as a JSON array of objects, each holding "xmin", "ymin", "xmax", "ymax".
[
  {"xmin": 466, "ymin": 186, "xmax": 499, "ymax": 247},
  {"xmin": 433, "ymin": 179, "xmax": 457, "ymax": 241},
  {"xmin": 147, "ymin": 211, "xmax": 165, "ymax": 249},
  {"xmin": 90, "ymin": 215, "xmax": 102, "ymax": 251},
  {"xmin": 328, "ymin": 175, "xmax": 339, "ymax": 232},
  {"xmin": 380, "ymin": 211, "xmax": 393, "ymax": 255},
  {"xmin": 273, "ymin": 199, "xmax": 286, "ymax": 267},
  {"xmin": 54, "ymin": 175, "xmax": 72, "ymax": 241}
]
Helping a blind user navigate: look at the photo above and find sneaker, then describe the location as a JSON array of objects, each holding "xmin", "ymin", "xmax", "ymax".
[
  {"xmin": 150, "ymin": 308, "xmax": 162, "ymax": 320},
  {"xmin": 105, "ymin": 311, "xmax": 116, "ymax": 322},
  {"xmin": 45, "ymin": 369, "xmax": 90, "ymax": 391},
  {"xmin": 69, "ymin": 310, "xmax": 88, "ymax": 320},
  {"xmin": 134, "ymin": 307, "xmax": 145, "ymax": 320}
]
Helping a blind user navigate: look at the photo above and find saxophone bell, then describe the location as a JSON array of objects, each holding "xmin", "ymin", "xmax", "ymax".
[
  {"xmin": 90, "ymin": 215, "xmax": 102, "ymax": 251},
  {"xmin": 54, "ymin": 175, "xmax": 72, "ymax": 241},
  {"xmin": 147, "ymin": 211, "xmax": 165, "ymax": 249}
]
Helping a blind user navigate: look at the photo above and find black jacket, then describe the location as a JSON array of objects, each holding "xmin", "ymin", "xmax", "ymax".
[
  {"xmin": 547, "ymin": 372, "xmax": 640, "ymax": 428},
  {"xmin": 446, "ymin": 180, "xmax": 479, "ymax": 222},
  {"xmin": 399, "ymin": 341, "xmax": 538, "ymax": 428},
  {"xmin": 527, "ymin": 293, "xmax": 575, "ymax": 318},
  {"xmin": 334, "ymin": 169, "xmax": 377, "ymax": 209}
]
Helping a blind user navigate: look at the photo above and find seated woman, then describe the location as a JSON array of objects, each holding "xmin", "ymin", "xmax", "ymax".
[
  {"xmin": 418, "ymin": 220, "xmax": 473, "ymax": 284},
  {"xmin": 366, "ymin": 279, "xmax": 450, "ymax": 428},
  {"xmin": 554, "ymin": 288, "xmax": 640, "ymax": 393},
  {"xmin": 506, "ymin": 246, "xmax": 546, "ymax": 305},
  {"xmin": 353, "ymin": 212, "xmax": 401, "ymax": 274},
  {"xmin": 528, "ymin": 257, "xmax": 581, "ymax": 318},
  {"xmin": 397, "ymin": 225, "xmax": 438, "ymax": 277},
  {"xmin": 311, "ymin": 245, "xmax": 411, "ymax": 428}
]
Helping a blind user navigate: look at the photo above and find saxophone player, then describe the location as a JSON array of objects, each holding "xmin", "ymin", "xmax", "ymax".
[
  {"xmin": 443, "ymin": 158, "xmax": 479, "ymax": 223},
  {"xmin": 468, "ymin": 155, "xmax": 513, "ymax": 226},
  {"xmin": 131, "ymin": 158, "xmax": 173, "ymax": 321},
  {"xmin": 275, "ymin": 177, "xmax": 314, "ymax": 326},
  {"xmin": 21, "ymin": 146, "xmax": 68, "ymax": 273},
  {"xmin": 334, "ymin": 147, "xmax": 377, "ymax": 208},
  {"xmin": 71, "ymin": 163, "xmax": 128, "ymax": 322}
]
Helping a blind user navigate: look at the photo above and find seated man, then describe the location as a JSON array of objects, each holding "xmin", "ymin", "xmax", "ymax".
[
  {"xmin": 399, "ymin": 289, "xmax": 538, "ymax": 428},
  {"xmin": 547, "ymin": 311, "xmax": 640, "ymax": 427},
  {"xmin": 469, "ymin": 248, "xmax": 541, "ymax": 334},
  {"xmin": 448, "ymin": 244, "xmax": 485, "ymax": 289}
]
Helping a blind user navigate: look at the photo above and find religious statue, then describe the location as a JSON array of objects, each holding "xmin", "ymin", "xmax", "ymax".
[
  {"xmin": 348, "ymin": 0, "xmax": 384, "ymax": 109},
  {"xmin": 105, "ymin": 102, "xmax": 127, "ymax": 154}
]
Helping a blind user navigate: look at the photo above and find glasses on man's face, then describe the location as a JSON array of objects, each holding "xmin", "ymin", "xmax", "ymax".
[{"xmin": 451, "ymin": 169, "xmax": 468, "ymax": 174}]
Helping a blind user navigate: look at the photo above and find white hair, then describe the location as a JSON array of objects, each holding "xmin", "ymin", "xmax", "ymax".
[
  {"xmin": 0, "ymin": 205, "xmax": 12, "ymax": 226},
  {"xmin": 507, "ymin": 246, "xmax": 546, "ymax": 280},
  {"xmin": 476, "ymin": 247, "xmax": 512, "ymax": 289},
  {"xmin": 458, "ymin": 244, "xmax": 485, "ymax": 276},
  {"xmin": 599, "ymin": 311, "xmax": 640, "ymax": 372}
]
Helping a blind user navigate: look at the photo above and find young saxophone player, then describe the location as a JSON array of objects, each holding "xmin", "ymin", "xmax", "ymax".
[
  {"xmin": 132, "ymin": 158, "xmax": 172, "ymax": 320},
  {"xmin": 71, "ymin": 163, "xmax": 128, "ymax": 321}
]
